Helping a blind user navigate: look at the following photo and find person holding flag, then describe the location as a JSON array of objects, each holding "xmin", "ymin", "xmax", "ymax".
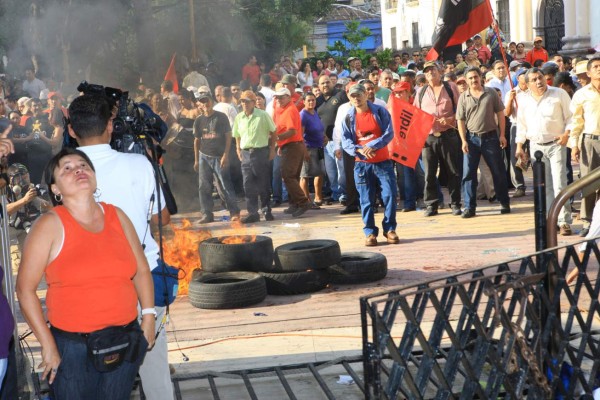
[
  {"xmin": 414, "ymin": 61, "xmax": 462, "ymax": 217},
  {"xmin": 341, "ymin": 84, "xmax": 398, "ymax": 247}
]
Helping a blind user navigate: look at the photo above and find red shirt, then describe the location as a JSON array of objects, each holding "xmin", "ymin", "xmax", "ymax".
[
  {"xmin": 525, "ymin": 48, "xmax": 549, "ymax": 65},
  {"xmin": 474, "ymin": 46, "xmax": 492, "ymax": 65},
  {"xmin": 355, "ymin": 110, "xmax": 389, "ymax": 163},
  {"xmin": 242, "ymin": 64, "xmax": 262, "ymax": 86},
  {"xmin": 274, "ymin": 101, "xmax": 303, "ymax": 147}
]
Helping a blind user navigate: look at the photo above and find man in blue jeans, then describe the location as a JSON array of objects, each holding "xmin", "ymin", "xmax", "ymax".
[
  {"xmin": 457, "ymin": 66, "xmax": 510, "ymax": 218},
  {"xmin": 341, "ymin": 84, "xmax": 399, "ymax": 246}
]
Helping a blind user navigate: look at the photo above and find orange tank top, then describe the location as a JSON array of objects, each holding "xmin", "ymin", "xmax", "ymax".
[{"xmin": 46, "ymin": 202, "xmax": 138, "ymax": 333}]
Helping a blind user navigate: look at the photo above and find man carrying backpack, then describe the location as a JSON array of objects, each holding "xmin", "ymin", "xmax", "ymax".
[{"xmin": 414, "ymin": 61, "xmax": 462, "ymax": 217}]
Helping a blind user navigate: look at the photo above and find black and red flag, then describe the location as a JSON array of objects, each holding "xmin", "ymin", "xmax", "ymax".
[{"xmin": 426, "ymin": 0, "xmax": 493, "ymax": 61}]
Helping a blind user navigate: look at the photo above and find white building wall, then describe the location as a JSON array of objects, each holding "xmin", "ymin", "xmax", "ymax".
[{"xmin": 380, "ymin": 0, "xmax": 441, "ymax": 50}]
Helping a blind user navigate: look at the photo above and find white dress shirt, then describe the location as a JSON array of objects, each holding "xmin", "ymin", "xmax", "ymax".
[{"xmin": 516, "ymin": 86, "xmax": 572, "ymax": 144}]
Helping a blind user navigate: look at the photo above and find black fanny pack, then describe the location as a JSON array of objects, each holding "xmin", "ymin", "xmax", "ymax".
[{"xmin": 52, "ymin": 320, "xmax": 148, "ymax": 373}]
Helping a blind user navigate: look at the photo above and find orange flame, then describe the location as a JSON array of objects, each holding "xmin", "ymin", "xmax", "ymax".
[
  {"xmin": 163, "ymin": 219, "xmax": 211, "ymax": 295},
  {"xmin": 220, "ymin": 235, "xmax": 257, "ymax": 244}
]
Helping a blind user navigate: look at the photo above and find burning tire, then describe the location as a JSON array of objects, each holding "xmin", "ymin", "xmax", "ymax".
[
  {"xmin": 268, "ymin": 240, "xmax": 341, "ymax": 272},
  {"xmin": 199, "ymin": 235, "xmax": 274, "ymax": 273},
  {"xmin": 259, "ymin": 269, "xmax": 329, "ymax": 295},
  {"xmin": 328, "ymin": 252, "xmax": 387, "ymax": 284},
  {"xmin": 188, "ymin": 272, "xmax": 267, "ymax": 309}
]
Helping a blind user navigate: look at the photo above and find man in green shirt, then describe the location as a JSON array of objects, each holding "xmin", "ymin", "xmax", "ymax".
[{"xmin": 232, "ymin": 90, "xmax": 277, "ymax": 223}]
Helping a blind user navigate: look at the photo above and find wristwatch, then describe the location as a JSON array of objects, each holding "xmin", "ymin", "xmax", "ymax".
[{"xmin": 141, "ymin": 308, "xmax": 157, "ymax": 317}]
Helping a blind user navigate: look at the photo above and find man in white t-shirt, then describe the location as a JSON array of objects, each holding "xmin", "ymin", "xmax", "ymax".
[{"xmin": 68, "ymin": 94, "xmax": 174, "ymax": 400}]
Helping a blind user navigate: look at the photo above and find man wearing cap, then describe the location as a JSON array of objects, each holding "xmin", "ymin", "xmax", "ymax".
[
  {"xmin": 278, "ymin": 74, "xmax": 304, "ymax": 111},
  {"xmin": 415, "ymin": 61, "xmax": 462, "ymax": 216},
  {"xmin": 232, "ymin": 90, "xmax": 277, "ymax": 223},
  {"xmin": 516, "ymin": 67, "xmax": 573, "ymax": 235},
  {"xmin": 569, "ymin": 56, "xmax": 600, "ymax": 236},
  {"xmin": 456, "ymin": 75, "xmax": 468, "ymax": 94},
  {"xmin": 272, "ymin": 87, "xmax": 312, "ymax": 217},
  {"xmin": 526, "ymin": 37, "xmax": 549, "ymax": 65},
  {"xmin": 45, "ymin": 91, "xmax": 68, "ymax": 119},
  {"xmin": 472, "ymin": 34, "xmax": 492, "ymax": 66},
  {"xmin": 193, "ymin": 93, "xmax": 241, "ymax": 223},
  {"xmin": 315, "ymin": 74, "xmax": 350, "ymax": 209},
  {"xmin": 457, "ymin": 66, "xmax": 511, "ymax": 218},
  {"xmin": 341, "ymin": 84, "xmax": 397, "ymax": 246}
]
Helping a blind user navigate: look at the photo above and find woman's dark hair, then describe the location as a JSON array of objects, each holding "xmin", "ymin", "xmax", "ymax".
[
  {"xmin": 255, "ymin": 91, "xmax": 266, "ymax": 101},
  {"xmin": 44, "ymin": 147, "xmax": 96, "ymax": 206},
  {"xmin": 300, "ymin": 61, "xmax": 312, "ymax": 72}
]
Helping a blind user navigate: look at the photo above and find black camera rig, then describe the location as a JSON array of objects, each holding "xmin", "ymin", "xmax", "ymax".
[{"xmin": 65, "ymin": 81, "xmax": 177, "ymax": 215}]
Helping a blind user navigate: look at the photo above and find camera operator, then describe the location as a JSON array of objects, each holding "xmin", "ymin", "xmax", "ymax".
[
  {"xmin": 5, "ymin": 165, "xmax": 50, "ymax": 232},
  {"xmin": 67, "ymin": 94, "xmax": 174, "ymax": 400}
]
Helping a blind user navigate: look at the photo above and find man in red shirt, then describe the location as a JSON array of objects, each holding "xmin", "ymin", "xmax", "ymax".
[
  {"xmin": 525, "ymin": 37, "xmax": 549, "ymax": 65},
  {"xmin": 472, "ymin": 34, "xmax": 492, "ymax": 65},
  {"xmin": 242, "ymin": 55, "xmax": 262, "ymax": 89},
  {"xmin": 273, "ymin": 87, "xmax": 312, "ymax": 217},
  {"xmin": 341, "ymin": 84, "xmax": 399, "ymax": 246}
]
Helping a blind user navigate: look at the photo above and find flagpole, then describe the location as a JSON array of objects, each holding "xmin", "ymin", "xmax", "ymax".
[{"xmin": 485, "ymin": 0, "xmax": 514, "ymax": 89}]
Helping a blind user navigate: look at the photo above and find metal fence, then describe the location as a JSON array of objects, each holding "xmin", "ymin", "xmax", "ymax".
[{"xmin": 360, "ymin": 241, "xmax": 600, "ymax": 399}]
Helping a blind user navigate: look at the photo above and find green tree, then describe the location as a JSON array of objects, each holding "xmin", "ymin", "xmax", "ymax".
[{"xmin": 326, "ymin": 20, "xmax": 372, "ymax": 65}]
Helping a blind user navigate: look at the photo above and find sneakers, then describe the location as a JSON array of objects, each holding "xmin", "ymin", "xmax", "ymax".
[
  {"xmin": 241, "ymin": 213, "xmax": 260, "ymax": 224},
  {"xmin": 559, "ymin": 224, "xmax": 572, "ymax": 236},
  {"xmin": 384, "ymin": 231, "xmax": 400, "ymax": 244},
  {"xmin": 462, "ymin": 209, "xmax": 476, "ymax": 219},
  {"xmin": 292, "ymin": 203, "xmax": 312, "ymax": 217},
  {"xmin": 451, "ymin": 205, "xmax": 462, "ymax": 216},
  {"xmin": 500, "ymin": 204, "xmax": 511, "ymax": 214},
  {"xmin": 365, "ymin": 234, "xmax": 378, "ymax": 247},
  {"xmin": 424, "ymin": 206, "xmax": 438, "ymax": 217},
  {"xmin": 512, "ymin": 187, "xmax": 526, "ymax": 198}
]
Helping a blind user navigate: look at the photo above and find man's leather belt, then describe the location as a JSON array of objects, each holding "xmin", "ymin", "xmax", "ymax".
[
  {"xmin": 583, "ymin": 133, "xmax": 600, "ymax": 141},
  {"xmin": 242, "ymin": 146, "xmax": 269, "ymax": 152},
  {"xmin": 470, "ymin": 130, "xmax": 496, "ymax": 137},
  {"xmin": 535, "ymin": 140, "xmax": 555, "ymax": 146}
]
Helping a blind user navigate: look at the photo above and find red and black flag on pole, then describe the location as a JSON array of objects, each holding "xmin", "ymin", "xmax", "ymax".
[{"xmin": 426, "ymin": 0, "xmax": 493, "ymax": 61}]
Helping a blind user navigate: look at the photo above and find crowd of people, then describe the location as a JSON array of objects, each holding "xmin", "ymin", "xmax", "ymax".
[{"xmin": 0, "ymin": 25, "xmax": 599, "ymax": 397}]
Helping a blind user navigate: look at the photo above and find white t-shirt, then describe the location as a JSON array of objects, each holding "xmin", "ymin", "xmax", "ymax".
[
  {"xmin": 79, "ymin": 144, "xmax": 165, "ymax": 270},
  {"xmin": 213, "ymin": 102, "xmax": 238, "ymax": 127}
]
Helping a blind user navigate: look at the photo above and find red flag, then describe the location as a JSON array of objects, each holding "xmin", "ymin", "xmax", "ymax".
[
  {"xmin": 426, "ymin": 0, "xmax": 493, "ymax": 60},
  {"xmin": 386, "ymin": 95, "xmax": 434, "ymax": 168},
  {"xmin": 164, "ymin": 53, "xmax": 179, "ymax": 94}
]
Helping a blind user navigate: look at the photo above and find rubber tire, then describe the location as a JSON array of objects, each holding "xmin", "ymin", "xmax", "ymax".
[
  {"xmin": 188, "ymin": 272, "xmax": 267, "ymax": 309},
  {"xmin": 259, "ymin": 270, "xmax": 330, "ymax": 295},
  {"xmin": 199, "ymin": 235, "xmax": 274, "ymax": 273},
  {"xmin": 328, "ymin": 252, "xmax": 387, "ymax": 284},
  {"xmin": 269, "ymin": 239, "xmax": 341, "ymax": 272}
]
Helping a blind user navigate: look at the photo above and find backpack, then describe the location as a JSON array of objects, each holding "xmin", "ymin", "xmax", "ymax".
[{"xmin": 418, "ymin": 81, "xmax": 456, "ymax": 114}]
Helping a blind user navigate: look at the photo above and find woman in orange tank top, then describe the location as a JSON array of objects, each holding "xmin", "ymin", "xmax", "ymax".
[{"xmin": 16, "ymin": 148, "xmax": 155, "ymax": 400}]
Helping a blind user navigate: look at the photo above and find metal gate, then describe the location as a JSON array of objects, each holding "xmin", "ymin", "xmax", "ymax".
[
  {"xmin": 543, "ymin": 0, "xmax": 565, "ymax": 55},
  {"xmin": 360, "ymin": 242, "xmax": 600, "ymax": 399}
]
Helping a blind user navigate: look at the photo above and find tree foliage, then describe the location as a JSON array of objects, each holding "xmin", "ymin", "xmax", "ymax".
[{"xmin": 327, "ymin": 20, "xmax": 372, "ymax": 67}]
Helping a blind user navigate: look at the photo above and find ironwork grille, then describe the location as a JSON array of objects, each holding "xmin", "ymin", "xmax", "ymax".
[
  {"xmin": 361, "ymin": 241, "xmax": 600, "ymax": 399},
  {"xmin": 543, "ymin": 0, "xmax": 565, "ymax": 54}
]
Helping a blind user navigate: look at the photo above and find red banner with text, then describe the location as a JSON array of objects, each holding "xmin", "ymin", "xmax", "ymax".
[{"xmin": 387, "ymin": 96, "xmax": 435, "ymax": 168}]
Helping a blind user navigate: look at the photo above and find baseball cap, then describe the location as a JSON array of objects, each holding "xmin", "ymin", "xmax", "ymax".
[
  {"xmin": 196, "ymin": 93, "xmax": 213, "ymax": 102},
  {"xmin": 281, "ymin": 74, "xmax": 297, "ymax": 85},
  {"xmin": 39, "ymin": 89, "xmax": 49, "ymax": 101},
  {"xmin": 515, "ymin": 67, "xmax": 527, "ymax": 78},
  {"xmin": 534, "ymin": 36, "xmax": 543, "ymax": 43},
  {"xmin": 423, "ymin": 61, "xmax": 438, "ymax": 72},
  {"xmin": 347, "ymin": 56, "xmax": 357, "ymax": 63},
  {"xmin": 392, "ymin": 72, "xmax": 400, "ymax": 81},
  {"xmin": 456, "ymin": 75, "xmax": 466, "ymax": 83},
  {"xmin": 509, "ymin": 60, "xmax": 522, "ymax": 69},
  {"xmin": 473, "ymin": 34, "xmax": 482, "ymax": 39},
  {"xmin": 240, "ymin": 90, "xmax": 257, "ymax": 102},
  {"xmin": 348, "ymin": 84, "xmax": 366, "ymax": 96},
  {"xmin": 393, "ymin": 81, "xmax": 411, "ymax": 92},
  {"xmin": 273, "ymin": 87, "xmax": 291, "ymax": 97}
]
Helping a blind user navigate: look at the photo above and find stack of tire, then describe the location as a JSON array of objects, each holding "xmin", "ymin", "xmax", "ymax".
[{"xmin": 188, "ymin": 237, "xmax": 388, "ymax": 310}]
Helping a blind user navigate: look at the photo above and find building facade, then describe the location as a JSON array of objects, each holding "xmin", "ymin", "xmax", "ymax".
[{"xmin": 381, "ymin": 0, "xmax": 596, "ymax": 58}]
